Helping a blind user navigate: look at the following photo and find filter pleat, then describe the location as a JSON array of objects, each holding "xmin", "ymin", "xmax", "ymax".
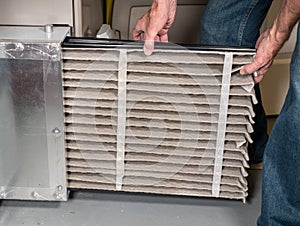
[{"xmin": 62, "ymin": 47, "xmax": 255, "ymax": 201}]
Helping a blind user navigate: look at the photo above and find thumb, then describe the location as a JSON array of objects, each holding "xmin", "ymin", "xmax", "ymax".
[
  {"xmin": 143, "ymin": 15, "xmax": 162, "ymax": 55},
  {"xmin": 144, "ymin": 39, "xmax": 155, "ymax": 56}
]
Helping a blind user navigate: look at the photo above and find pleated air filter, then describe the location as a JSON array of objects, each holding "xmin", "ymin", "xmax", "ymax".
[{"xmin": 62, "ymin": 38, "xmax": 256, "ymax": 202}]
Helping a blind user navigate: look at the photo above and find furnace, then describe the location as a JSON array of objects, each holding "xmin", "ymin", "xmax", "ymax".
[{"xmin": 0, "ymin": 26, "xmax": 256, "ymax": 203}]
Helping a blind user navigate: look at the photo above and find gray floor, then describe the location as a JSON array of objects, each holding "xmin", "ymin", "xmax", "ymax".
[{"xmin": 0, "ymin": 170, "xmax": 262, "ymax": 226}]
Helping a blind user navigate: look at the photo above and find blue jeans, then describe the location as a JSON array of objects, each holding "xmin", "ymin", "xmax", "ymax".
[
  {"xmin": 200, "ymin": 0, "xmax": 272, "ymax": 164},
  {"xmin": 200, "ymin": 1, "xmax": 300, "ymax": 225},
  {"xmin": 257, "ymin": 23, "xmax": 300, "ymax": 226}
]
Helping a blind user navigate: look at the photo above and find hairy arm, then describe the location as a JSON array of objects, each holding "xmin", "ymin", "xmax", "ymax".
[
  {"xmin": 132, "ymin": 0, "xmax": 177, "ymax": 55},
  {"xmin": 241, "ymin": 0, "xmax": 300, "ymax": 83}
]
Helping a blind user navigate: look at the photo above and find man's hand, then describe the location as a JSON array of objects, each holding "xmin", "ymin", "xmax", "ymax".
[
  {"xmin": 132, "ymin": 0, "xmax": 177, "ymax": 55},
  {"xmin": 240, "ymin": 0, "xmax": 300, "ymax": 83},
  {"xmin": 240, "ymin": 28, "xmax": 286, "ymax": 83}
]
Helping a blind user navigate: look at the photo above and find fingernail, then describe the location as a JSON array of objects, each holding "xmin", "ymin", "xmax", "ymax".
[{"xmin": 144, "ymin": 40, "xmax": 154, "ymax": 56}]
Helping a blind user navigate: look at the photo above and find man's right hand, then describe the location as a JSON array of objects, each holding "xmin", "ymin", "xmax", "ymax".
[{"xmin": 132, "ymin": 0, "xmax": 177, "ymax": 55}]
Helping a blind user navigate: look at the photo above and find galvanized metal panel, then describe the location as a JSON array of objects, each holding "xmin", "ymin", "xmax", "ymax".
[{"xmin": 0, "ymin": 26, "xmax": 69, "ymax": 201}]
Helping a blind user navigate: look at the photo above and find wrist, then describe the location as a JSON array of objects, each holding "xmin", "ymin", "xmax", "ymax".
[{"xmin": 270, "ymin": 18, "xmax": 291, "ymax": 48}]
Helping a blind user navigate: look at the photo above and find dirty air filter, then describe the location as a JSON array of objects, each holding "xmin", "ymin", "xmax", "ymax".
[{"xmin": 62, "ymin": 38, "xmax": 256, "ymax": 202}]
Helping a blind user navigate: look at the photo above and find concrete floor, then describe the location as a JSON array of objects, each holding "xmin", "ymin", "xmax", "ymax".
[{"xmin": 0, "ymin": 170, "xmax": 262, "ymax": 226}]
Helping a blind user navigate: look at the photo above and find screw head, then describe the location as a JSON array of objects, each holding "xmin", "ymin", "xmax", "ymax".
[
  {"xmin": 52, "ymin": 128, "xmax": 61, "ymax": 135},
  {"xmin": 57, "ymin": 185, "xmax": 63, "ymax": 191}
]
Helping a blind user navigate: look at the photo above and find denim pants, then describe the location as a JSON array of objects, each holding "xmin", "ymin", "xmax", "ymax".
[
  {"xmin": 257, "ymin": 23, "xmax": 300, "ymax": 226},
  {"xmin": 200, "ymin": 0, "xmax": 300, "ymax": 225},
  {"xmin": 200, "ymin": 0, "xmax": 271, "ymax": 163}
]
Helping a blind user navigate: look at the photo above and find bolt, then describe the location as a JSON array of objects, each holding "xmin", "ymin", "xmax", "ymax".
[{"xmin": 44, "ymin": 24, "xmax": 54, "ymax": 33}]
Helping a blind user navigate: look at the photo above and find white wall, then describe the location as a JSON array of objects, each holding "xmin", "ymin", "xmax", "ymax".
[
  {"xmin": 0, "ymin": 0, "xmax": 73, "ymax": 27},
  {"xmin": 0, "ymin": 0, "xmax": 103, "ymax": 37}
]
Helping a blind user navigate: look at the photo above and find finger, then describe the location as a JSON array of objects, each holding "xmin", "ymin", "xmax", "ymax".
[
  {"xmin": 144, "ymin": 27, "xmax": 167, "ymax": 55},
  {"xmin": 240, "ymin": 59, "xmax": 262, "ymax": 75},
  {"xmin": 258, "ymin": 60, "xmax": 273, "ymax": 76},
  {"xmin": 132, "ymin": 28, "xmax": 143, "ymax": 41},
  {"xmin": 143, "ymin": 31, "xmax": 159, "ymax": 56},
  {"xmin": 143, "ymin": 10, "xmax": 169, "ymax": 55},
  {"xmin": 160, "ymin": 33, "xmax": 168, "ymax": 42},
  {"xmin": 132, "ymin": 24, "xmax": 144, "ymax": 41},
  {"xmin": 132, "ymin": 12, "xmax": 150, "ymax": 41},
  {"xmin": 144, "ymin": 40, "xmax": 155, "ymax": 56},
  {"xmin": 254, "ymin": 74, "xmax": 264, "ymax": 84},
  {"xmin": 252, "ymin": 61, "xmax": 273, "ymax": 83}
]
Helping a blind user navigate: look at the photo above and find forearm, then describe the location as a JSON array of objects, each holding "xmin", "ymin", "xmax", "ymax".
[{"xmin": 270, "ymin": 0, "xmax": 300, "ymax": 47}]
